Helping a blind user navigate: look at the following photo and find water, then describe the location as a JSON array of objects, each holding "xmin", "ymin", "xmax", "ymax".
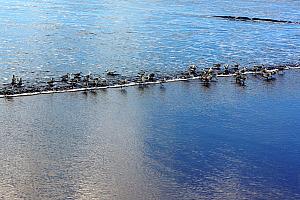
[
  {"xmin": 1, "ymin": 0, "xmax": 300, "ymax": 199},
  {"xmin": 0, "ymin": 71, "xmax": 300, "ymax": 199},
  {"xmin": 0, "ymin": 0, "xmax": 299, "ymax": 82}
]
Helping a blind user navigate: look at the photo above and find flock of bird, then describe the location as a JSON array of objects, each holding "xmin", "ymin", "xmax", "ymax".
[{"xmin": 0, "ymin": 63, "xmax": 298, "ymax": 98}]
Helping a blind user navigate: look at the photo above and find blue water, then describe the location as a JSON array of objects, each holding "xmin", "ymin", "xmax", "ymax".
[
  {"xmin": 0, "ymin": 0, "xmax": 299, "ymax": 82},
  {"xmin": 0, "ymin": 72, "xmax": 300, "ymax": 199},
  {"xmin": 0, "ymin": 0, "xmax": 300, "ymax": 199}
]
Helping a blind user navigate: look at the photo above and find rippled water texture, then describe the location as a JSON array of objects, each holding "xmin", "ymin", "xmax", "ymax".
[
  {"xmin": 1, "ymin": 0, "xmax": 300, "ymax": 199},
  {"xmin": 0, "ymin": 0, "xmax": 300, "ymax": 82}
]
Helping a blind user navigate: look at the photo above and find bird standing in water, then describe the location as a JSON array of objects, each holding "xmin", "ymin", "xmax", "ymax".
[
  {"xmin": 11, "ymin": 75, "xmax": 17, "ymax": 86},
  {"xmin": 17, "ymin": 78, "xmax": 22, "ymax": 87},
  {"xmin": 188, "ymin": 64, "xmax": 197, "ymax": 76},
  {"xmin": 47, "ymin": 78, "xmax": 55, "ymax": 87}
]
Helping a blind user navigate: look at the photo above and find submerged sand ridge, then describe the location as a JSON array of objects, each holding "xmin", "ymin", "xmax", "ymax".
[{"xmin": 213, "ymin": 15, "xmax": 300, "ymax": 24}]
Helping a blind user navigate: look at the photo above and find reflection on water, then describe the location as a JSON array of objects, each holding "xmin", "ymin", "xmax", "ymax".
[
  {"xmin": 0, "ymin": 90, "xmax": 159, "ymax": 199},
  {"xmin": 0, "ymin": 71, "xmax": 300, "ymax": 199},
  {"xmin": 0, "ymin": 0, "xmax": 300, "ymax": 199}
]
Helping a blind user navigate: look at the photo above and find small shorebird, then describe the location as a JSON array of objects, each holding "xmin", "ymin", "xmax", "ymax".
[
  {"xmin": 61, "ymin": 73, "xmax": 70, "ymax": 82},
  {"xmin": 73, "ymin": 72, "xmax": 82, "ymax": 80},
  {"xmin": 106, "ymin": 70, "xmax": 119, "ymax": 76},
  {"xmin": 261, "ymin": 68, "xmax": 278, "ymax": 80},
  {"xmin": 232, "ymin": 64, "xmax": 239, "ymax": 71},
  {"xmin": 188, "ymin": 64, "xmax": 197, "ymax": 76},
  {"xmin": 47, "ymin": 78, "xmax": 55, "ymax": 87},
  {"xmin": 141, "ymin": 75, "xmax": 146, "ymax": 84},
  {"xmin": 212, "ymin": 63, "xmax": 221, "ymax": 70},
  {"xmin": 223, "ymin": 65, "xmax": 230, "ymax": 75},
  {"xmin": 17, "ymin": 78, "xmax": 23, "ymax": 87},
  {"xmin": 235, "ymin": 71, "xmax": 247, "ymax": 85},
  {"xmin": 11, "ymin": 75, "xmax": 17, "ymax": 86}
]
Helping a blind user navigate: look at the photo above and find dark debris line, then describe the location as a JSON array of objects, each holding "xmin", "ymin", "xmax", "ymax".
[{"xmin": 0, "ymin": 63, "xmax": 299, "ymax": 98}]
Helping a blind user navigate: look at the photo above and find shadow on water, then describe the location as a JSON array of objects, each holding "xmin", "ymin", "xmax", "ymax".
[
  {"xmin": 90, "ymin": 90, "xmax": 97, "ymax": 96},
  {"xmin": 262, "ymin": 77, "xmax": 277, "ymax": 88},
  {"xmin": 4, "ymin": 97, "xmax": 14, "ymax": 103},
  {"xmin": 82, "ymin": 90, "xmax": 88, "ymax": 96},
  {"xmin": 120, "ymin": 88, "xmax": 127, "ymax": 96},
  {"xmin": 159, "ymin": 85, "xmax": 166, "ymax": 93},
  {"xmin": 137, "ymin": 84, "xmax": 151, "ymax": 94},
  {"xmin": 201, "ymin": 82, "xmax": 213, "ymax": 90}
]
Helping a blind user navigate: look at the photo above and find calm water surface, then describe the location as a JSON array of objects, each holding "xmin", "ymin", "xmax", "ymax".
[
  {"xmin": 0, "ymin": 72, "xmax": 300, "ymax": 199},
  {"xmin": 1, "ymin": 0, "xmax": 300, "ymax": 199}
]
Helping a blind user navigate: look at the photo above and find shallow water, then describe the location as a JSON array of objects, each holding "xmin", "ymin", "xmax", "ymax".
[
  {"xmin": 0, "ymin": 0, "xmax": 300, "ymax": 82},
  {"xmin": 1, "ymin": 0, "xmax": 300, "ymax": 199},
  {"xmin": 0, "ymin": 71, "xmax": 300, "ymax": 199}
]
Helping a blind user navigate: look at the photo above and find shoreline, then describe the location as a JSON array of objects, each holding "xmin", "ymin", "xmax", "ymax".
[{"xmin": 1, "ymin": 66, "xmax": 299, "ymax": 99}]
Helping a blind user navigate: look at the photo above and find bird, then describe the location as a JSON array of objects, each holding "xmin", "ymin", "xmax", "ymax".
[
  {"xmin": 47, "ymin": 78, "xmax": 55, "ymax": 87},
  {"xmin": 106, "ymin": 70, "xmax": 119, "ymax": 76},
  {"xmin": 188, "ymin": 64, "xmax": 197, "ymax": 76},
  {"xmin": 159, "ymin": 77, "xmax": 167, "ymax": 87},
  {"xmin": 212, "ymin": 63, "xmax": 221, "ymax": 70},
  {"xmin": 147, "ymin": 73, "xmax": 156, "ymax": 82},
  {"xmin": 17, "ymin": 78, "xmax": 23, "ymax": 87},
  {"xmin": 11, "ymin": 75, "xmax": 17, "ymax": 86},
  {"xmin": 61, "ymin": 73, "xmax": 70, "ymax": 82}
]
